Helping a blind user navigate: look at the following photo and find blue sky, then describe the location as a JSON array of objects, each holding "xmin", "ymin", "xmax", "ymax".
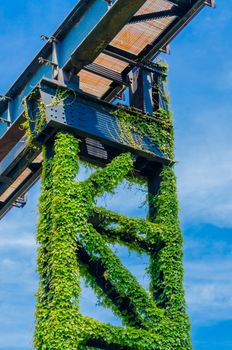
[{"xmin": 0, "ymin": 1, "xmax": 232, "ymax": 349}]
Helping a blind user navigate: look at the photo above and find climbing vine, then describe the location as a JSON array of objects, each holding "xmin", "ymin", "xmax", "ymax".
[
  {"xmin": 110, "ymin": 61, "xmax": 173, "ymax": 160},
  {"xmin": 21, "ymin": 87, "xmax": 72, "ymax": 148},
  {"xmin": 22, "ymin": 95, "xmax": 46, "ymax": 148},
  {"xmin": 113, "ymin": 106, "xmax": 174, "ymax": 159},
  {"xmin": 32, "ymin": 63, "xmax": 191, "ymax": 349}
]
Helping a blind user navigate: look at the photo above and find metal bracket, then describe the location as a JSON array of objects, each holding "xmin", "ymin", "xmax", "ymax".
[
  {"xmin": 0, "ymin": 117, "xmax": 11, "ymax": 126},
  {"xmin": 40, "ymin": 34, "xmax": 58, "ymax": 43},
  {"xmin": 12, "ymin": 194, "xmax": 27, "ymax": 208},
  {"xmin": 0, "ymin": 96, "xmax": 12, "ymax": 127},
  {"xmin": 38, "ymin": 57, "xmax": 58, "ymax": 68},
  {"xmin": 0, "ymin": 95, "xmax": 12, "ymax": 102},
  {"xmin": 204, "ymin": 0, "xmax": 216, "ymax": 7},
  {"xmin": 104, "ymin": 0, "xmax": 113, "ymax": 7},
  {"xmin": 160, "ymin": 44, "xmax": 170, "ymax": 55},
  {"xmin": 40, "ymin": 34, "xmax": 61, "ymax": 81}
]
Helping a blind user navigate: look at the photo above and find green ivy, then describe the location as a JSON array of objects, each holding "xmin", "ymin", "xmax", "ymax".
[
  {"xmin": 22, "ymin": 96, "xmax": 46, "ymax": 149},
  {"xmin": 112, "ymin": 105, "xmax": 173, "ymax": 160},
  {"xmin": 22, "ymin": 87, "xmax": 70, "ymax": 148},
  {"xmin": 33, "ymin": 65, "xmax": 191, "ymax": 349}
]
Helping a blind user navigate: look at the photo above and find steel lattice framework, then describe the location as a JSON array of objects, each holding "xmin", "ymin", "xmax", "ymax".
[{"xmin": 0, "ymin": 1, "xmax": 214, "ymax": 349}]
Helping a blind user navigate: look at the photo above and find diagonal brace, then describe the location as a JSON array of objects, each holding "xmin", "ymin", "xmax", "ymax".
[
  {"xmin": 78, "ymin": 225, "xmax": 163, "ymax": 329},
  {"xmin": 81, "ymin": 316, "xmax": 164, "ymax": 350},
  {"xmin": 91, "ymin": 207, "xmax": 163, "ymax": 252},
  {"xmin": 77, "ymin": 244, "xmax": 144, "ymax": 327}
]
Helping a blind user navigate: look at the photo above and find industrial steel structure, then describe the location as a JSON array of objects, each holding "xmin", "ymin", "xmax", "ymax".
[
  {"xmin": 0, "ymin": 0, "xmax": 214, "ymax": 349},
  {"xmin": 0, "ymin": 0, "xmax": 214, "ymax": 218}
]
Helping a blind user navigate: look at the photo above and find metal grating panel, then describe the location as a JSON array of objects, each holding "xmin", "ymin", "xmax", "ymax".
[
  {"xmin": 76, "ymin": 0, "xmax": 178, "ymax": 97},
  {"xmin": 86, "ymin": 138, "xmax": 108, "ymax": 160},
  {"xmin": 79, "ymin": 70, "xmax": 113, "ymax": 97},
  {"xmin": 111, "ymin": 0, "xmax": 176, "ymax": 55},
  {"xmin": 95, "ymin": 53, "xmax": 128, "ymax": 73}
]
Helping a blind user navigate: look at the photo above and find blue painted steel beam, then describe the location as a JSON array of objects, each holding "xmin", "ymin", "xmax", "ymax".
[
  {"xmin": 0, "ymin": 0, "xmax": 212, "ymax": 140},
  {"xmin": 67, "ymin": 0, "xmax": 149, "ymax": 71},
  {"xmin": 0, "ymin": 0, "xmax": 150, "ymax": 134},
  {"xmin": 0, "ymin": 0, "xmax": 113, "ymax": 133}
]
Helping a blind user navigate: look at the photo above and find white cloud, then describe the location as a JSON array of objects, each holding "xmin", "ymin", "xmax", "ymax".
[
  {"xmin": 185, "ymin": 256, "xmax": 232, "ymax": 324},
  {"xmin": 0, "ymin": 255, "xmax": 37, "ymax": 350},
  {"xmin": 0, "ymin": 235, "xmax": 35, "ymax": 249},
  {"xmin": 175, "ymin": 105, "xmax": 232, "ymax": 227}
]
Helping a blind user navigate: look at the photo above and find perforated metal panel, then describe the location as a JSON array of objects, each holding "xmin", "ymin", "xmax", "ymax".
[{"xmin": 38, "ymin": 80, "xmax": 165, "ymax": 160}]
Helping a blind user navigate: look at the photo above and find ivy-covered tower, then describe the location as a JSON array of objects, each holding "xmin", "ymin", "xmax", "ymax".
[
  {"xmin": 23, "ymin": 63, "xmax": 192, "ymax": 350},
  {"xmin": 0, "ymin": 1, "xmax": 216, "ymax": 348}
]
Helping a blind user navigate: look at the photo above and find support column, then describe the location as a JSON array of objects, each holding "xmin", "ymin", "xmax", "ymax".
[
  {"xmin": 33, "ymin": 64, "xmax": 192, "ymax": 350},
  {"xmin": 34, "ymin": 133, "xmax": 81, "ymax": 350},
  {"xmin": 147, "ymin": 70, "xmax": 191, "ymax": 349}
]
